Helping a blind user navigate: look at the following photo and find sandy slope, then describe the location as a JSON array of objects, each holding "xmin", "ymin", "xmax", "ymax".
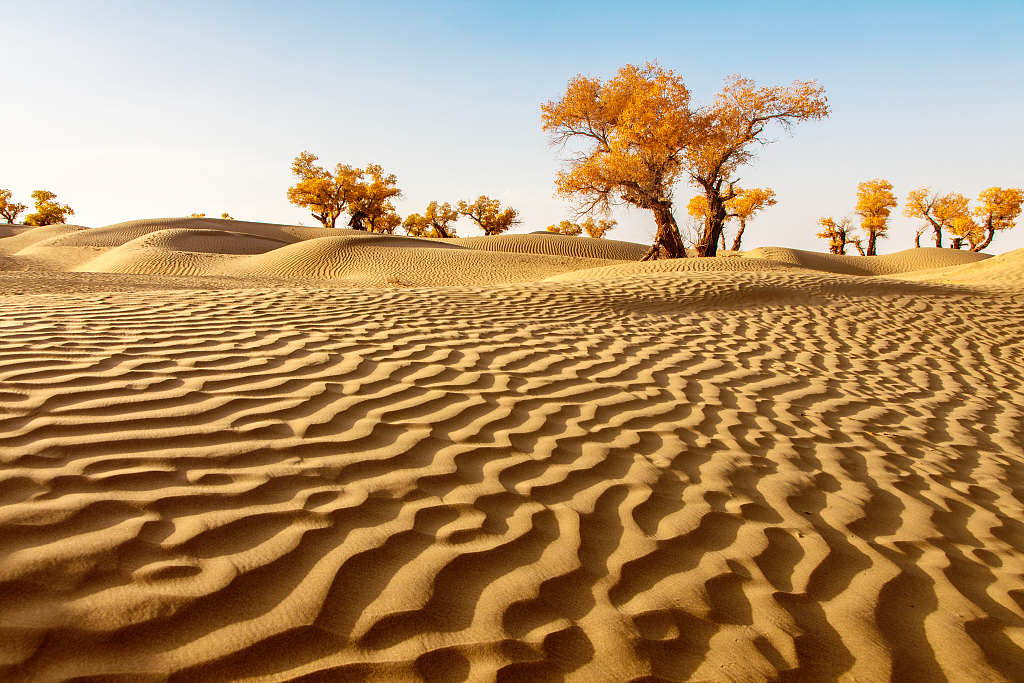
[{"xmin": 0, "ymin": 221, "xmax": 1022, "ymax": 683}]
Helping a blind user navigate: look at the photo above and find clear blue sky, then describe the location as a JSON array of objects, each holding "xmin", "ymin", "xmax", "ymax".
[{"xmin": 4, "ymin": 0, "xmax": 1023, "ymax": 253}]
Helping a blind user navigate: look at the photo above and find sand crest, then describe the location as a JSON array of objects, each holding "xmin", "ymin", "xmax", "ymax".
[{"xmin": 1, "ymin": 220, "xmax": 1022, "ymax": 682}]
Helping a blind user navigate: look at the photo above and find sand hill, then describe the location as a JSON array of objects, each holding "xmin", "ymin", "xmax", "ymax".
[{"xmin": 0, "ymin": 220, "xmax": 1021, "ymax": 683}]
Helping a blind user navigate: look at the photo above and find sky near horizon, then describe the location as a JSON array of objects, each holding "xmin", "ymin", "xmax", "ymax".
[{"xmin": 4, "ymin": 0, "xmax": 1024, "ymax": 253}]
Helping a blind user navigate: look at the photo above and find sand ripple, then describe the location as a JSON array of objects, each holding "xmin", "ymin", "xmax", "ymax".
[{"xmin": 1, "ymin": 272, "xmax": 1023, "ymax": 681}]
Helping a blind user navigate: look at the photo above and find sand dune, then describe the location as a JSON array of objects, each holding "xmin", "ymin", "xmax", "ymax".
[
  {"xmin": 455, "ymin": 233, "xmax": 650, "ymax": 261},
  {"xmin": 743, "ymin": 245, "xmax": 989, "ymax": 276},
  {"xmin": 1, "ymin": 220, "xmax": 1023, "ymax": 682}
]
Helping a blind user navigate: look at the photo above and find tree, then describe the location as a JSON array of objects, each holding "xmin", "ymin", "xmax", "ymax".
[
  {"xmin": 854, "ymin": 179, "xmax": 896, "ymax": 256},
  {"xmin": 686, "ymin": 76, "xmax": 827, "ymax": 257},
  {"xmin": 687, "ymin": 186, "xmax": 776, "ymax": 251},
  {"xmin": 971, "ymin": 186, "xmax": 1023, "ymax": 252},
  {"xmin": 187, "ymin": 213, "xmax": 207, "ymax": 218},
  {"xmin": 403, "ymin": 201, "xmax": 459, "ymax": 238},
  {"xmin": 24, "ymin": 190, "xmax": 74, "ymax": 226},
  {"xmin": 582, "ymin": 216, "xmax": 615, "ymax": 238},
  {"xmin": 947, "ymin": 215, "xmax": 983, "ymax": 250},
  {"xmin": 0, "ymin": 189, "xmax": 27, "ymax": 224},
  {"xmin": 542, "ymin": 62, "xmax": 693, "ymax": 258},
  {"xmin": 457, "ymin": 196, "xmax": 521, "ymax": 235},
  {"xmin": 547, "ymin": 220, "xmax": 582, "ymax": 236},
  {"xmin": 542, "ymin": 63, "xmax": 827, "ymax": 260},
  {"xmin": 347, "ymin": 164, "xmax": 402, "ymax": 232},
  {"xmin": 815, "ymin": 216, "xmax": 855, "ymax": 254},
  {"xmin": 286, "ymin": 151, "xmax": 363, "ymax": 229},
  {"xmin": 545, "ymin": 216, "xmax": 616, "ymax": 238},
  {"xmin": 902, "ymin": 188, "xmax": 970, "ymax": 248},
  {"xmin": 221, "ymin": 213, "xmax": 234, "ymax": 220}
]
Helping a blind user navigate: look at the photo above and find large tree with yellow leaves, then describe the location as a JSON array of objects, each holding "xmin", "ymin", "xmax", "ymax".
[
  {"xmin": 286, "ymin": 152, "xmax": 363, "ymax": 229},
  {"xmin": 543, "ymin": 63, "xmax": 828, "ymax": 259},
  {"xmin": 687, "ymin": 77, "xmax": 827, "ymax": 256},
  {"xmin": 542, "ymin": 62, "xmax": 693, "ymax": 258},
  {"xmin": 855, "ymin": 179, "xmax": 897, "ymax": 256}
]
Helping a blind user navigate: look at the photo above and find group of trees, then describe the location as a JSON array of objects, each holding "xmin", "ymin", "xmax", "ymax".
[
  {"xmin": 686, "ymin": 187, "xmax": 776, "ymax": 251},
  {"xmin": 188, "ymin": 212, "xmax": 234, "ymax": 220},
  {"xmin": 817, "ymin": 180, "xmax": 1022, "ymax": 255},
  {"xmin": 287, "ymin": 152, "xmax": 523, "ymax": 238},
  {"xmin": 904, "ymin": 186, "xmax": 1022, "ymax": 251},
  {"xmin": 542, "ymin": 62, "xmax": 829, "ymax": 258},
  {"xmin": 1, "ymin": 189, "xmax": 75, "ymax": 226},
  {"xmin": 546, "ymin": 216, "xmax": 616, "ymax": 238}
]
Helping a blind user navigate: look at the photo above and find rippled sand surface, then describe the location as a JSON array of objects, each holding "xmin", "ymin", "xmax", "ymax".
[{"xmin": 1, "ymin": 220, "xmax": 1022, "ymax": 682}]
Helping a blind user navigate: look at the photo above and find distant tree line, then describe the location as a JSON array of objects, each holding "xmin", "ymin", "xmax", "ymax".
[
  {"xmin": 286, "ymin": 152, "xmax": 530, "ymax": 239},
  {"xmin": 817, "ymin": 180, "xmax": 1022, "ymax": 255},
  {"xmin": 1, "ymin": 189, "xmax": 74, "ymax": 226}
]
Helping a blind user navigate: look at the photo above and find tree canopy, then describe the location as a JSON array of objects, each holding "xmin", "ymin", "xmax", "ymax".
[
  {"xmin": 546, "ymin": 216, "xmax": 616, "ymax": 238},
  {"xmin": 854, "ymin": 179, "xmax": 896, "ymax": 256},
  {"xmin": 970, "ymin": 187, "xmax": 1023, "ymax": 251},
  {"xmin": 903, "ymin": 186, "xmax": 1021, "ymax": 251},
  {"xmin": 286, "ymin": 152, "xmax": 363, "ymax": 229},
  {"xmin": 403, "ymin": 201, "xmax": 459, "ymax": 238},
  {"xmin": 687, "ymin": 186, "xmax": 776, "ymax": 251},
  {"xmin": 815, "ymin": 216, "xmax": 857, "ymax": 255},
  {"xmin": 286, "ymin": 153, "xmax": 403, "ymax": 232},
  {"xmin": 686, "ymin": 77, "xmax": 827, "ymax": 256},
  {"xmin": 457, "ymin": 196, "xmax": 520, "ymax": 235},
  {"xmin": 543, "ymin": 63, "xmax": 827, "ymax": 259},
  {"xmin": 903, "ymin": 188, "xmax": 969, "ymax": 248},
  {"xmin": 0, "ymin": 189, "xmax": 27, "ymax": 224},
  {"xmin": 24, "ymin": 190, "xmax": 74, "ymax": 226},
  {"xmin": 542, "ymin": 62, "xmax": 693, "ymax": 258},
  {"xmin": 347, "ymin": 164, "xmax": 402, "ymax": 233}
]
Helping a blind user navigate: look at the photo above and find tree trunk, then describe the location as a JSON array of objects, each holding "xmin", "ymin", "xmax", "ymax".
[
  {"xmin": 695, "ymin": 187, "xmax": 729, "ymax": 257},
  {"xmin": 930, "ymin": 220, "xmax": 942, "ymax": 247},
  {"xmin": 867, "ymin": 231, "xmax": 878, "ymax": 256},
  {"xmin": 972, "ymin": 224, "xmax": 996, "ymax": 252},
  {"xmin": 641, "ymin": 205, "xmax": 686, "ymax": 260},
  {"xmin": 731, "ymin": 218, "xmax": 747, "ymax": 251}
]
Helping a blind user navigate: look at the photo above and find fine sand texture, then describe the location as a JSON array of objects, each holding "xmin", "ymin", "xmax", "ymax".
[{"xmin": 1, "ymin": 222, "xmax": 1023, "ymax": 682}]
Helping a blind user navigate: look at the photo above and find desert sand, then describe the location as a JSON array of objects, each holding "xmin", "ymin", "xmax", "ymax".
[{"xmin": 1, "ymin": 218, "xmax": 1022, "ymax": 682}]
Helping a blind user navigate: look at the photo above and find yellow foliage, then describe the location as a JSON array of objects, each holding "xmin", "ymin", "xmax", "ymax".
[
  {"xmin": 542, "ymin": 61, "xmax": 692, "ymax": 258},
  {"xmin": 286, "ymin": 151, "xmax": 364, "ymax": 229},
  {"xmin": 24, "ymin": 190, "xmax": 74, "ymax": 227},
  {"xmin": 904, "ymin": 187, "xmax": 966, "ymax": 248},
  {"xmin": 854, "ymin": 179, "xmax": 896, "ymax": 255},
  {"xmin": 403, "ymin": 201, "xmax": 459, "ymax": 238},
  {"xmin": 543, "ymin": 62, "xmax": 826, "ymax": 259},
  {"xmin": 1, "ymin": 189, "xmax": 28, "ymax": 224},
  {"xmin": 221, "ymin": 213, "xmax": 234, "ymax": 221},
  {"xmin": 547, "ymin": 220, "xmax": 582, "ymax": 236},
  {"xmin": 348, "ymin": 164, "xmax": 402, "ymax": 233},
  {"xmin": 187, "ymin": 213, "xmax": 206, "ymax": 218},
  {"xmin": 687, "ymin": 76, "xmax": 826, "ymax": 255},
  {"xmin": 815, "ymin": 216, "xmax": 855, "ymax": 254},
  {"xmin": 457, "ymin": 196, "xmax": 520, "ymax": 236},
  {"xmin": 688, "ymin": 187, "xmax": 776, "ymax": 250},
  {"xmin": 972, "ymin": 186, "xmax": 1023, "ymax": 251},
  {"xmin": 545, "ymin": 217, "xmax": 616, "ymax": 238}
]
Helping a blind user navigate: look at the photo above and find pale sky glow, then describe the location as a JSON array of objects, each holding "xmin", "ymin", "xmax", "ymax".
[{"xmin": 4, "ymin": 0, "xmax": 1024, "ymax": 253}]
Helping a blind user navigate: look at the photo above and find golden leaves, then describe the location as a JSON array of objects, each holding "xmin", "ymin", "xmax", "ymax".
[
  {"xmin": 456, "ymin": 196, "xmax": 521, "ymax": 236},
  {"xmin": 545, "ymin": 216, "xmax": 616, "ymax": 238},
  {"xmin": 403, "ymin": 201, "xmax": 459, "ymax": 238},
  {"xmin": 24, "ymin": 190, "xmax": 74, "ymax": 227},
  {"xmin": 0, "ymin": 189, "xmax": 28, "ymax": 224},
  {"xmin": 286, "ymin": 152, "xmax": 401, "ymax": 232},
  {"xmin": 544, "ymin": 62, "xmax": 827, "ymax": 257}
]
